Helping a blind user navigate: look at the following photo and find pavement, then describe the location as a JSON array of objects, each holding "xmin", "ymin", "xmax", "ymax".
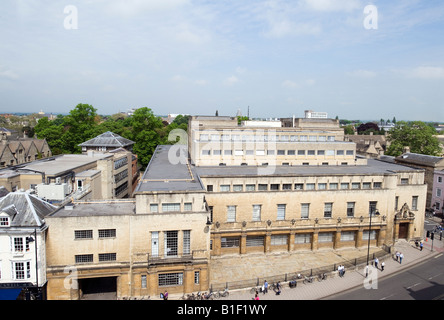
[{"xmin": 212, "ymin": 218, "xmax": 444, "ymax": 301}]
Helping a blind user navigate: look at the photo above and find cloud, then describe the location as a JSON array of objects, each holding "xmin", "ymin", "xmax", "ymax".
[
  {"xmin": 301, "ymin": 0, "xmax": 362, "ymax": 12},
  {"xmin": 347, "ymin": 69, "xmax": 377, "ymax": 78},
  {"xmin": 282, "ymin": 79, "xmax": 316, "ymax": 88},
  {"xmin": 104, "ymin": 0, "xmax": 189, "ymax": 17},
  {"xmin": 224, "ymin": 75, "xmax": 239, "ymax": 86},
  {"xmin": 0, "ymin": 66, "xmax": 19, "ymax": 80},
  {"xmin": 407, "ymin": 66, "xmax": 444, "ymax": 80}
]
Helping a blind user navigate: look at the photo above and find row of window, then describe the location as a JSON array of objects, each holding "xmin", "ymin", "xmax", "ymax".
[
  {"xmin": 201, "ymin": 149, "xmax": 354, "ymax": 157},
  {"xmin": 75, "ymin": 253, "xmax": 117, "ymax": 264},
  {"xmin": 74, "ymin": 229, "xmax": 116, "ymax": 240},
  {"xmin": 220, "ymin": 230, "xmax": 377, "ymax": 248},
  {"xmin": 223, "ymin": 201, "xmax": 381, "ymax": 222},
  {"xmin": 208, "ymin": 181, "xmax": 383, "ymax": 193},
  {"xmin": 155, "ymin": 271, "xmax": 200, "ymax": 287},
  {"xmin": 199, "ymin": 133, "xmax": 336, "ymax": 142},
  {"xmin": 150, "ymin": 203, "xmax": 193, "ymax": 213}
]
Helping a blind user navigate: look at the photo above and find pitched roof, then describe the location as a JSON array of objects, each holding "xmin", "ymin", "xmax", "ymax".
[
  {"xmin": 396, "ymin": 153, "xmax": 444, "ymax": 167},
  {"xmin": 78, "ymin": 131, "xmax": 134, "ymax": 148},
  {"xmin": 0, "ymin": 191, "xmax": 57, "ymax": 227}
]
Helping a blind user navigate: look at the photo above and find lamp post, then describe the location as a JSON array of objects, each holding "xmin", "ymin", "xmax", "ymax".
[
  {"xmin": 26, "ymin": 229, "xmax": 39, "ymax": 300},
  {"xmin": 365, "ymin": 208, "xmax": 380, "ymax": 277}
]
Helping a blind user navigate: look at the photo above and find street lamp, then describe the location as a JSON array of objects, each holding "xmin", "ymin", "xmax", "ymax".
[
  {"xmin": 26, "ymin": 229, "xmax": 39, "ymax": 300},
  {"xmin": 365, "ymin": 208, "xmax": 380, "ymax": 277}
]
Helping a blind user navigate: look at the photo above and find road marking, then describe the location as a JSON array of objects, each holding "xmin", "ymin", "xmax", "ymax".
[
  {"xmin": 380, "ymin": 294, "xmax": 395, "ymax": 300},
  {"xmin": 428, "ymin": 273, "xmax": 443, "ymax": 280},
  {"xmin": 434, "ymin": 253, "xmax": 443, "ymax": 259},
  {"xmin": 406, "ymin": 283, "xmax": 421, "ymax": 290}
]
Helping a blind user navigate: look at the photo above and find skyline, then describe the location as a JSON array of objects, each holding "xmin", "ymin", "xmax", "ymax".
[{"xmin": 1, "ymin": 0, "xmax": 444, "ymax": 121}]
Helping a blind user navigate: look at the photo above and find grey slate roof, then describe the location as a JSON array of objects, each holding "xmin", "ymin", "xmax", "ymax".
[
  {"xmin": 135, "ymin": 145, "xmax": 206, "ymax": 192},
  {"xmin": 78, "ymin": 131, "xmax": 135, "ymax": 148},
  {"xmin": 396, "ymin": 153, "xmax": 444, "ymax": 167},
  {"xmin": 0, "ymin": 191, "xmax": 58, "ymax": 227}
]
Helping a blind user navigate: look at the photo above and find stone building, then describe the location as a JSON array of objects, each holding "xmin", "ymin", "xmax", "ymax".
[
  {"xmin": 45, "ymin": 145, "xmax": 210, "ymax": 300},
  {"xmin": 43, "ymin": 115, "xmax": 427, "ymax": 299}
]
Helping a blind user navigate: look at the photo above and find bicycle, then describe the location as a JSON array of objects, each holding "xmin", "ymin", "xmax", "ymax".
[
  {"xmin": 303, "ymin": 275, "xmax": 314, "ymax": 284},
  {"xmin": 218, "ymin": 287, "xmax": 229, "ymax": 298},
  {"xmin": 250, "ymin": 286, "xmax": 261, "ymax": 294},
  {"xmin": 181, "ymin": 293, "xmax": 195, "ymax": 300},
  {"xmin": 317, "ymin": 273, "xmax": 327, "ymax": 282}
]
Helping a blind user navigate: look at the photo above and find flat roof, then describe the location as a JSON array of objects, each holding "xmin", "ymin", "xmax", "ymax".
[
  {"xmin": 135, "ymin": 145, "xmax": 206, "ymax": 193},
  {"xmin": 51, "ymin": 201, "xmax": 135, "ymax": 217},
  {"xmin": 194, "ymin": 158, "xmax": 423, "ymax": 178},
  {"xmin": 17, "ymin": 153, "xmax": 112, "ymax": 176}
]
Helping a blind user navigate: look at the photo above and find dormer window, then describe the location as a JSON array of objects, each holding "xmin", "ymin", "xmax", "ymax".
[{"xmin": 0, "ymin": 216, "xmax": 9, "ymax": 227}]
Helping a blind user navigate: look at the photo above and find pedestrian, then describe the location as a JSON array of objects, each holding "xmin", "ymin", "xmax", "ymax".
[
  {"xmin": 163, "ymin": 290, "xmax": 168, "ymax": 300},
  {"xmin": 263, "ymin": 280, "xmax": 268, "ymax": 294},
  {"xmin": 399, "ymin": 252, "xmax": 404, "ymax": 264},
  {"xmin": 381, "ymin": 261, "xmax": 385, "ymax": 271},
  {"xmin": 275, "ymin": 282, "xmax": 281, "ymax": 295},
  {"xmin": 395, "ymin": 251, "xmax": 400, "ymax": 262},
  {"xmin": 420, "ymin": 241, "xmax": 423, "ymax": 251},
  {"xmin": 374, "ymin": 257, "xmax": 379, "ymax": 270},
  {"xmin": 253, "ymin": 293, "xmax": 259, "ymax": 300}
]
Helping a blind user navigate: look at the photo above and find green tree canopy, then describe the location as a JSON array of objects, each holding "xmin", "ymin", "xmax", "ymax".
[{"xmin": 386, "ymin": 121, "xmax": 441, "ymax": 157}]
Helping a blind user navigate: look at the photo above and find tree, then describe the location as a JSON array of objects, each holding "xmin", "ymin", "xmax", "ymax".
[
  {"xmin": 357, "ymin": 122, "xmax": 381, "ymax": 135},
  {"xmin": 127, "ymin": 107, "xmax": 164, "ymax": 168},
  {"xmin": 62, "ymin": 104, "xmax": 99, "ymax": 153},
  {"xmin": 386, "ymin": 121, "xmax": 441, "ymax": 157},
  {"xmin": 343, "ymin": 125, "xmax": 355, "ymax": 135}
]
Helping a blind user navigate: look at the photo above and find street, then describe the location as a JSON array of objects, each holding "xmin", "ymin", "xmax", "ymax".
[{"xmin": 327, "ymin": 218, "xmax": 444, "ymax": 300}]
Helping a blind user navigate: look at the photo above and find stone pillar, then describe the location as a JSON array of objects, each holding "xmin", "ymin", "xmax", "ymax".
[
  {"xmin": 334, "ymin": 229, "xmax": 341, "ymax": 249},
  {"xmin": 264, "ymin": 232, "xmax": 272, "ymax": 253},
  {"xmin": 356, "ymin": 227, "xmax": 364, "ymax": 248},
  {"xmin": 240, "ymin": 233, "xmax": 247, "ymax": 255},
  {"xmin": 289, "ymin": 231, "xmax": 295, "ymax": 252},
  {"xmin": 212, "ymin": 234, "xmax": 221, "ymax": 256},
  {"xmin": 311, "ymin": 230, "xmax": 319, "ymax": 251}
]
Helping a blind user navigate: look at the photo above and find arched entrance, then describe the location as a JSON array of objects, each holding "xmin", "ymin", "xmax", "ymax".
[{"xmin": 394, "ymin": 203, "xmax": 415, "ymax": 241}]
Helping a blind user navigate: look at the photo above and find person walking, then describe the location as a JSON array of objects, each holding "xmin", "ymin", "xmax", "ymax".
[
  {"xmin": 263, "ymin": 280, "xmax": 268, "ymax": 294},
  {"xmin": 381, "ymin": 261, "xmax": 385, "ymax": 271},
  {"xmin": 374, "ymin": 257, "xmax": 379, "ymax": 270},
  {"xmin": 420, "ymin": 241, "xmax": 423, "ymax": 251},
  {"xmin": 395, "ymin": 251, "xmax": 400, "ymax": 262},
  {"xmin": 399, "ymin": 252, "xmax": 404, "ymax": 264}
]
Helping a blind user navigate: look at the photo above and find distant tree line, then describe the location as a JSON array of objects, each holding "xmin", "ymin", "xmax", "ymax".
[{"xmin": 34, "ymin": 104, "xmax": 188, "ymax": 168}]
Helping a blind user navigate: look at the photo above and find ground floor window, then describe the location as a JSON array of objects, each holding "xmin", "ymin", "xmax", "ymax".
[
  {"xmin": 318, "ymin": 232, "xmax": 333, "ymax": 243},
  {"xmin": 246, "ymin": 236, "xmax": 264, "ymax": 247},
  {"xmin": 294, "ymin": 233, "xmax": 312, "ymax": 244},
  {"xmin": 340, "ymin": 231, "xmax": 355, "ymax": 241},
  {"xmin": 221, "ymin": 237, "xmax": 240, "ymax": 248},
  {"xmin": 363, "ymin": 230, "xmax": 377, "ymax": 240},
  {"xmin": 158, "ymin": 272, "xmax": 183, "ymax": 287}
]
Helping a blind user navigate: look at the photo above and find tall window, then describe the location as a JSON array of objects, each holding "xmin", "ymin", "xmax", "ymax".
[
  {"xmin": 301, "ymin": 203, "xmax": 310, "ymax": 219},
  {"xmin": 183, "ymin": 230, "xmax": 190, "ymax": 255},
  {"xmin": 227, "ymin": 206, "xmax": 236, "ymax": 222},
  {"xmin": 369, "ymin": 201, "xmax": 378, "ymax": 215},
  {"xmin": 13, "ymin": 261, "xmax": 30, "ymax": 280},
  {"xmin": 277, "ymin": 204, "xmax": 286, "ymax": 220},
  {"xmin": 165, "ymin": 231, "xmax": 178, "ymax": 257},
  {"xmin": 252, "ymin": 205, "xmax": 261, "ymax": 221},
  {"xmin": 347, "ymin": 202, "xmax": 355, "ymax": 217},
  {"xmin": 324, "ymin": 203, "xmax": 333, "ymax": 218},
  {"xmin": 412, "ymin": 196, "xmax": 418, "ymax": 211}
]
